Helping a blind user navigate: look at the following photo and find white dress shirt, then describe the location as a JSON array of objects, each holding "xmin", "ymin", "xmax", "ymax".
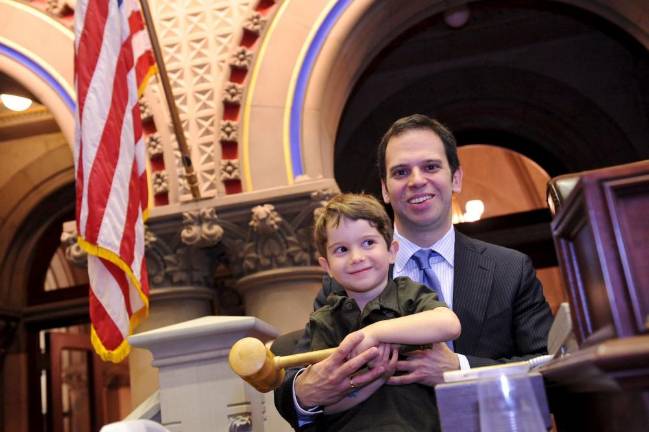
[{"xmin": 393, "ymin": 226, "xmax": 470, "ymax": 370}]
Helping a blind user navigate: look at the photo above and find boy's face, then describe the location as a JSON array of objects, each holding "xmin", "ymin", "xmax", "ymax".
[{"xmin": 318, "ymin": 217, "xmax": 398, "ymax": 299}]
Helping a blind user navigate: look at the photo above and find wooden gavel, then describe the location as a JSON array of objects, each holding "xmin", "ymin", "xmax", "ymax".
[{"xmin": 228, "ymin": 337, "xmax": 335, "ymax": 393}]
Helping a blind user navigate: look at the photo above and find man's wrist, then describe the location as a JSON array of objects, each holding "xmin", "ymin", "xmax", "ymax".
[{"xmin": 293, "ymin": 367, "xmax": 323, "ymax": 415}]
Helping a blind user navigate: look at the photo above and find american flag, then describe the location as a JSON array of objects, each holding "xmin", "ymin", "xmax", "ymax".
[{"xmin": 74, "ymin": 0, "xmax": 155, "ymax": 362}]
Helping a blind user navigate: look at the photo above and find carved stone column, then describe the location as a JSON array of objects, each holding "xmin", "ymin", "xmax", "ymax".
[{"xmin": 236, "ymin": 267, "xmax": 323, "ymax": 334}]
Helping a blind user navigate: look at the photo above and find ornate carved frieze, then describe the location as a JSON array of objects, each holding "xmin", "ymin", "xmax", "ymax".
[
  {"xmin": 61, "ymin": 180, "xmax": 338, "ymax": 312},
  {"xmin": 145, "ymin": 0, "xmax": 256, "ymax": 201}
]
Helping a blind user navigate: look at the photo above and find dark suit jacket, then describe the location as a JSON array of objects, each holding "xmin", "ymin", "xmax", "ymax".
[{"xmin": 274, "ymin": 231, "xmax": 553, "ymax": 429}]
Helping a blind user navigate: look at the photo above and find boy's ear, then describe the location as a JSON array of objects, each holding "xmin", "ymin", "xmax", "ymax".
[
  {"xmin": 388, "ymin": 240, "xmax": 399, "ymax": 262},
  {"xmin": 318, "ymin": 256, "xmax": 331, "ymax": 275}
]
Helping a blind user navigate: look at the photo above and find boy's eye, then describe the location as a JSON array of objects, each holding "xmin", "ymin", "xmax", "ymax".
[
  {"xmin": 333, "ymin": 246, "xmax": 348, "ymax": 255},
  {"xmin": 361, "ymin": 239, "xmax": 376, "ymax": 248}
]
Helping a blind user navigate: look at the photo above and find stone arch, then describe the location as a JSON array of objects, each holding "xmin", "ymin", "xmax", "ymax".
[
  {"xmin": 0, "ymin": 144, "xmax": 74, "ymax": 308},
  {"xmin": 243, "ymin": 0, "xmax": 649, "ymax": 190},
  {"xmin": 0, "ymin": 1, "xmax": 75, "ymax": 145}
]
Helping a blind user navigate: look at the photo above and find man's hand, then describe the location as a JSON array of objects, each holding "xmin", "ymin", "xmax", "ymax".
[
  {"xmin": 295, "ymin": 332, "xmax": 386, "ymax": 408},
  {"xmin": 387, "ymin": 342, "xmax": 460, "ymax": 387}
]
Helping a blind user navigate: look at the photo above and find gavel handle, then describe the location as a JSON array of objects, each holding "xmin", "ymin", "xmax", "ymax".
[{"xmin": 274, "ymin": 348, "xmax": 337, "ymax": 369}]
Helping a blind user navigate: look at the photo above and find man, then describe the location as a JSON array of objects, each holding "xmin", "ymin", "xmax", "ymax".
[{"xmin": 274, "ymin": 114, "xmax": 553, "ymax": 428}]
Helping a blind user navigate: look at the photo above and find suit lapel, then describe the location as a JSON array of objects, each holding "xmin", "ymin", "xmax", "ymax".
[{"xmin": 453, "ymin": 232, "xmax": 495, "ymax": 354}]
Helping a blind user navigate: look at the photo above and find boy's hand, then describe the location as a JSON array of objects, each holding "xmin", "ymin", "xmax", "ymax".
[
  {"xmin": 368, "ymin": 343, "xmax": 399, "ymax": 379},
  {"xmin": 349, "ymin": 329, "xmax": 379, "ymax": 358}
]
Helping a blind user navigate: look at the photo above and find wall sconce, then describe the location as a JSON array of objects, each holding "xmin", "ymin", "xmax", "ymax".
[{"xmin": 452, "ymin": 198, "xmax": 485, "ymax": 223}]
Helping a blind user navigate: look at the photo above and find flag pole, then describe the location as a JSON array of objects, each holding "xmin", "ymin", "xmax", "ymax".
[{"xmin": 138, "ymin": 0, "xmax": 201, "ymax": 200}]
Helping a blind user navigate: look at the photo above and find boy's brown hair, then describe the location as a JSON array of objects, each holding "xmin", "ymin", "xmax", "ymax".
[{"xmin": 314, "ymin": 193, "xmax": 393, "ymax": 258}]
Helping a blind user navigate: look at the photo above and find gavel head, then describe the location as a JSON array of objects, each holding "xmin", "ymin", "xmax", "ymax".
[{"xmin": 228, "ymin": 337, "xmax": 285, "ymax": 393}]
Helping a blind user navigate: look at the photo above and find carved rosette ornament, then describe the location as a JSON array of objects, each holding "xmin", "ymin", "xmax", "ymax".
[
  {"xmin": 220, "ymin": 120, "xmax": 239, "ymax": 142},
  {"xmin": 243, "ymin": 12, "xmax": 266, "ymax": 35},
  {"xmin": 139, "ymin": 99, "xmax": 153, "ymax": 122},
  {"xmin": 146, "ymin": 133, "xmax": 163, "ymax": 158},
  {"xmin": 230, "ymin": 47, "xmax": 254, "ymax": 70},
  {"xmin": 47, "ymin": 0, "xmax": 74, "ymax": 17},
  {"xmin": 152, "ymin": 171, "xmax": 169, "ymax": 194},
  {"xmin": 220, "ymin": 159, "xmax": 240, "ymax": 181},
  {"xmin": 60, "ymin": 228, "xmax": 87, "ymax": 267},
  {"xmin": 223, "ymin": 83, "xmax": 244, "ymax": 105},
  {"xmin": 181, "ymin": 208, "xmax": 224, "ymax": 248}
]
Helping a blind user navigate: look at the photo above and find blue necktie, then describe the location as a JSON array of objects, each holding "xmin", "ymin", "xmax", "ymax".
[
  {"xmin": 412, "ymin": 249, "xmax": 454, "ymax": 350},
  {"xmin": 412, "ymin": 249, "xmax": 445, "ymax": 304}
]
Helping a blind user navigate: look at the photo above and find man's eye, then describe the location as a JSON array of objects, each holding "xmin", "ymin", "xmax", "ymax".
[
  {"xmin": 392, "ymin": 168, "xmax": 408, "ymax": 178},
  {"xmin": 425, "ymin": 163, "xmax": 440, "ymax": 172}
]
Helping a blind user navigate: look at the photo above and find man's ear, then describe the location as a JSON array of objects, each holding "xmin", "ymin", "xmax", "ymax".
[
  {"xmin": 381, "ymin": 180, "xmax": 390, "ymax": 204},
  {"xmin": 452, "ymin": 166, "xmax": 463, "ymax": 194},
  {"xmin": 318, "ymin": 256, "xmax": 331, "ymax": 275}
]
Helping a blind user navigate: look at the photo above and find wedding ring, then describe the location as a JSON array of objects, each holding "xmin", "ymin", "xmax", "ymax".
[{"xmin": 350, "ymin": 378, "xmax": 357, "ymax": 389}]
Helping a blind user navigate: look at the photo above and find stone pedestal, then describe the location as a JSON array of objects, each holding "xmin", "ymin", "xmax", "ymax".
[
  {"xmin": 129, "ymin": 286, "xmax": 215, "ymax": 408},
  {"xmin": 129, "ymin": 316, "xmax": 278, "ymax": 432},
  {"xmin": 236, "ymin": 266, "xmax": 324, "ymax": 334}
]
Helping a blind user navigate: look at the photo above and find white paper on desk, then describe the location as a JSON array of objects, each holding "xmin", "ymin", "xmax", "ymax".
[{"xmin": 443, "ymin": 355, "xmax": 554, "ymax": 383}]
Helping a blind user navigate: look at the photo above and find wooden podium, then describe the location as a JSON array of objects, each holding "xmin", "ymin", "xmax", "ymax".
[{"xmin": 542, "ymin": 161, "xmax": 649, "ymax": 431}]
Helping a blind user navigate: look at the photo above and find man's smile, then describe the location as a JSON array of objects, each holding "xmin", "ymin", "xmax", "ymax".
[{"xmin": 407, "ymin": 193, "xmax": 435, "ymax": 205}]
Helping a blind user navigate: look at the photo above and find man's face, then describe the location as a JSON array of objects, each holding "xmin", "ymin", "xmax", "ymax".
[{"xmin": 381, "ymin": 129, "xmax": 462, "ymax": 245}]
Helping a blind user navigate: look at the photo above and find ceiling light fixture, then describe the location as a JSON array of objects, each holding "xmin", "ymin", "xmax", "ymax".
[{"xmin": 1, "ymin": 93, "xmax": 33, "ymax": 111}]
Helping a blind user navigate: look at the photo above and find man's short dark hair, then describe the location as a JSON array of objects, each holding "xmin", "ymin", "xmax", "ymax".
[{"xmin": 376, "ymin": 114, "xmax": 460, "ymax": 181}]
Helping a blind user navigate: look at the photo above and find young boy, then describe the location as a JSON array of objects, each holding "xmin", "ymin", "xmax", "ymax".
[{"xmin": 304, "ymin": 193, "xmax": 461, "ymax": 431}]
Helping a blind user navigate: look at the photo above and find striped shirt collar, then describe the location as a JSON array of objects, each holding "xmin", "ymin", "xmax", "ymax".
[{"xmin": 394, "ymin": 226, "xmax": 456, "ymax": 273}]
